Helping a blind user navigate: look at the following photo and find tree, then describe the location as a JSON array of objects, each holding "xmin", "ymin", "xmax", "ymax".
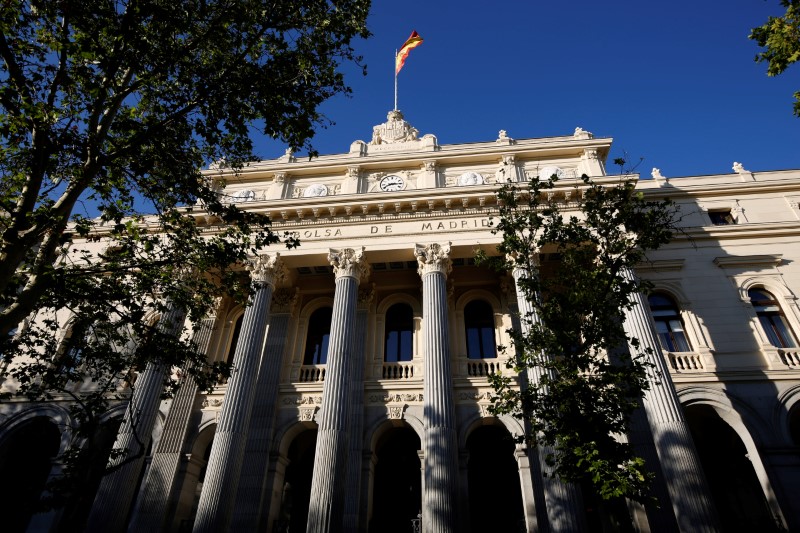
[
  {"xmin": 0, "ymin": 0, "xmax": 369, "ymax": 520},
  {"xmin": 750, "ymin": 0, "xmax": 800, "ymax": 116},
  {"xmin": 481, "ymin": 167, "xmax": 678, "ymax": 508}
]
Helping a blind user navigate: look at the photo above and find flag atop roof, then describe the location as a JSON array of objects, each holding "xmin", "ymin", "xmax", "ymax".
[{"xmin": 395, "ymin": 30, "xmax": 423, "ymax": 75}]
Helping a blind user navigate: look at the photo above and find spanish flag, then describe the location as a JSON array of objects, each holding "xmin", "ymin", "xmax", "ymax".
[{"xmin": 395, "ymin": 31, "xmax": 423, "ymax": 75}]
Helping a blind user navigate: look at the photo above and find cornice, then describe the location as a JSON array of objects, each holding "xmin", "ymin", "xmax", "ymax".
[
  {"xmin": 202, "ymin": 136, "xmax": 613, "ymax": 182},
  {"xmin": 680, "ymin": 222, "xmax": 800, "ymax": 241},
  {"xmin": 713, "ymin": 254, "xmax": 783, "ymax": 269}
]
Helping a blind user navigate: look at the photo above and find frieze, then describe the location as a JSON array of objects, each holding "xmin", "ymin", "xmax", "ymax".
[
  {"xmin": 368, "ymin": 393, "xmax": 423, "ymax": 403},
  {"xmin": 282, "ymin": 395, "xmax": 323, "ymax": 405},
  {"xmin": 201, "ymin": 397, "xmax": 224, "ymax": 409},
  {"xmin": 458, "ymin": 391, "xmax": 492, "ymax": 401}
]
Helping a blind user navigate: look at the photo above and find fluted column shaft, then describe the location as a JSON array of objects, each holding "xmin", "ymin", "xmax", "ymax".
[
  {"xmin": 620, "ymin": 267, "xmax": 719, "ymax": 532},
  {"xmin": 307, "ymin": 248, "xmax": 369, "ymax": 533},
  {"xmin": 231, "ymin": 289, "xmax": 297, "ymax": 532},
  {"xmin": 416, "ymin": 242, "xmax": 459, "ymax": 533},
  {"xmin": 128, "ymin": 317, "xmax": 215, "ymax": 531},
  {"xmin": 86, "ymin": 304, "xmax": 186, "ymax": 533},
  {"xmin": 193, "ymin": 254, "xmax": 285, "ymax": 533},
  {"xmin": 512, "ymin": 264, "xmax": 585, "ymax": 532},
  {"xmin": 343, "ymin": 287, "xmax": 373, "ymax": 532}
]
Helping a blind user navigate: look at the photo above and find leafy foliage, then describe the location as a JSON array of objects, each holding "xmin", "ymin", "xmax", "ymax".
[
  {"xmin": 750, "ymin": 0, "xmax": 800, "ymax": 116},
  {"xmin": 481, "ymin": 168, "xmax": 678, "ymax": 504},
  {"xmin": 0, "ymin": 0, "xmax": 370, "ymax": 518}
]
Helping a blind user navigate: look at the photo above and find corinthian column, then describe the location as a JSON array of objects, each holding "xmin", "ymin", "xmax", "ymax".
[
  {"xmin": 128, "ymin": 315, "xmax": 216, "ymax": 531},
  {"xmin": 231, "ymin": 288, "xmax": 298, "ymax": 532},
  {"xmin": 86, "ymin": 304, "xmax": 186, "ymax": 533},
  {"xmin": 620, "ymin": 267, "xmax": 719, "ymax": 532},
  {"xmin": 307, "ymin": 248, "xmax": 369, "ymax": 533},
  {"xmin": 343, "ymin": 285, "xmax": 374, "ymax": 532},
  {"xmin": 511, "ymin": 258, "xmax": 586, "ymax": 532},
  {"xmin": 415, "ymin": 242, "xmax": 460, "ymax": 533},
  {"xmin": 193, "ymin": 254, "xmax": 286, "ymax": 533}
]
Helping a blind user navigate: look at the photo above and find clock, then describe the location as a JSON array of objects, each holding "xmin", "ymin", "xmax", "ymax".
[{"xmin": 379, "ymin": 174, "xmax": 405, "ymax": 192}]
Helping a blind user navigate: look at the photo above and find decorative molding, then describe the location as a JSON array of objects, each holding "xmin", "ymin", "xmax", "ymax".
[
  {"xmin": 387, "ymin": 404, "xmax": 406, "ymax": 420},
  {"xmin": 713, "ymin": 255, "xmax": 783, "ymax": 269},
  {"xmin": 636, "ymin": 259, "xmax": 685, "ymax": 272}
]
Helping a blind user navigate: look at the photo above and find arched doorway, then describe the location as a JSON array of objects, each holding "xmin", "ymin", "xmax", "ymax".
[
  {"xmin": 686, "ymin": 404, "xmax": 780, "ymax": 532},
  {"xmin": 466, "ymin": 424, "xmax": 524, "ymax": 532},
  {"xmin": 0, "ymin": 417, "xmax": 62, "ymax": 533},
  {"xmin": 370, "ymin": 426, "xmax": 422, "ymax": 533},
  {"xmin": 276, "ymin": 428, "xmax": 317, "ymax": 533}
]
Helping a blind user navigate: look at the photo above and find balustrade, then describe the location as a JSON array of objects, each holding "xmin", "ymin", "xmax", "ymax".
[
  {"xmin": 667, "ymin": 352, "xmax": 705, "ymax": 372},
  {"xmin": 779, "ymin": 349, "xmax": 800, "ymax": 368},
  {"xmin": 467, "ymin": 359, "xmax": 503, "ymax": 377},
  {"xmin": 300, "ymin": 364, "xmax": 326, "ymax": 382},
  {"xmin": 382, "ymin": 362, "xmax": 417, "ymax": 380}
]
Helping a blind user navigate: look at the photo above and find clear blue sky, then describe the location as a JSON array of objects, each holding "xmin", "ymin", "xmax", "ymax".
[{"xmin": 253, "ymin": 1, "xmax": 799, "ymax": 179}]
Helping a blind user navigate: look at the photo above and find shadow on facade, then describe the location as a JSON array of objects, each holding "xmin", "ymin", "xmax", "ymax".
[{"xmin": 369, "ymin": 425, "xmax": 421, "ymax": 532}]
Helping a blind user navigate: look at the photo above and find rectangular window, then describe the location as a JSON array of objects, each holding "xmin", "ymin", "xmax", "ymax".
[{"xmin": 708, "ymin": 209, "xmax": 735, "ymax": 225}]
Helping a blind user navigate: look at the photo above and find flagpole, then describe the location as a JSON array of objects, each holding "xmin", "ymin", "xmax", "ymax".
[{"xmin": 394, "ymin": 48, "xmax": 398, "ymax": 111}]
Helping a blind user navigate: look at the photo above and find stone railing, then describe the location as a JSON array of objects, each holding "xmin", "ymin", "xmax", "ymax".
[
  {"xmin": 778, "ymin": 349, "xmax": 800, "ymax": 368},
  {"xmin": 299, "ymin": 364, "xmax": 326, "ymax": 383},
  {"xmin": 467, "ymin": 359, "xmax": 503, "ymax": 377},
  {"xmin": 382, "ymin": 362, "xmax": 417, "ymax": 380},
  {"xmin": 666, "ymin": 352, "xmax": 705, "ymax": 372}
]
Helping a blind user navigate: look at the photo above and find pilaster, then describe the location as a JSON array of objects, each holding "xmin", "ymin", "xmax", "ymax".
[
  {"xmin": 511, "ymin": 261, "xmax": 585, "ymax": 532},
  {"xmin": 231, "ymin": 288, "xmax": 298, "ymax": 532},
  {"xmin": 128, "ymin": 316, "xmax": 216, "ymax": 531},
  {"xmin": 343, "ymin": 285, "xmax": 374, "ymax": 531}
]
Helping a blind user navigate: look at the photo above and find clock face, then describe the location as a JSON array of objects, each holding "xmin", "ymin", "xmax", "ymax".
[{"xmin": 379, "ymin": 174, "xmax": 405, "ymax": 192}]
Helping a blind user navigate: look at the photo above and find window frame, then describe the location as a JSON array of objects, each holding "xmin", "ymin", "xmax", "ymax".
[
  {"xmin": 464, "ymin": 299, "xmax": 498, "ymax": 360},
  {"xmin": 648, "ymin": 293, "xmax": 692, "ymax": 353},
  {"xmin": 383, "ymin": 303, "xmax": 414, "ymax": 363},
  {"xmin": 749, "ymin": 288, "xmax": 798, "ymax": 349}
]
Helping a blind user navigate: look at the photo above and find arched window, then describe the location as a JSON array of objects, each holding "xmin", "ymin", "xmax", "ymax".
[
  {"xmin": 384, "ymin": 303, "xmax": 414, "ymax": 362},
  {"xmin": 749, "ymin": 288, "xmax": 798, "ymax": 348},
  {"xmin": 648, "ymin": 293, "xmax": 691, "ymax": 352},
  {"xmin": 303, "ymin": 307, "xmax": 332, "ymax": 365},
  {"xmin": 465, "ymin": 300, "xmax": 497, "ymax": 359}
]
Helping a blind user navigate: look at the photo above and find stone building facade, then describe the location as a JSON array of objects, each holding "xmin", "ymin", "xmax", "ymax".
[{"xmin": 2, "ymin": 112, "xmax": 800, "ymax": 532}]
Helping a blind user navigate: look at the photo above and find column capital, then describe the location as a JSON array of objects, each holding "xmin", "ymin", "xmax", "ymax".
[
  {"xmin": 415, "ymin": 242, "xmax": 452, "ymax": 277},
  {"xmin": 329, "ymin": 247, "xmax": 370, "ymax": 281},
  {"xmin": 248, "ymin": 252, "xmax": 286, "ymax": 288},
  {"xmin": 507, "ymin": 250, "xmax": 541, "ymax": 277}
]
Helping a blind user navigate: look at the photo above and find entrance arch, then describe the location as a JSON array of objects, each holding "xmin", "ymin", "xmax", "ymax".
[
  {"xmin": 466, "ymin": 424, "xmax": 524, "ymax": 532},
  {"xmin": 0, "ymin": 417, "xmax": 62, "ymax": 533},
  {"xmin": 275, "ymin": 427, "xmax": 317, "ymax": 532},
  {"xmin": 686, "ymin": 404, "xmax": 781, "ymax": 532},
  {"xmin": 369, "ymin": 425, "xmax": 422, "ymax": 532}
]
